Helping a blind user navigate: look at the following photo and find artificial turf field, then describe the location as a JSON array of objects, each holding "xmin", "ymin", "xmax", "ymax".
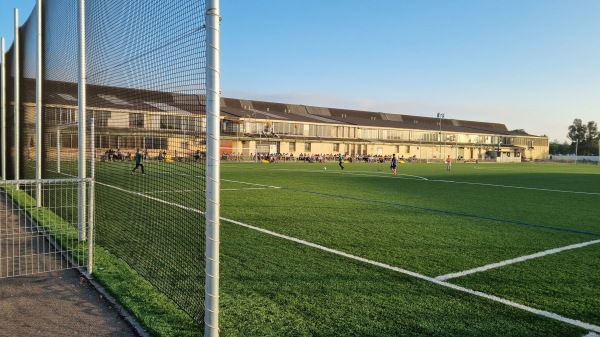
[{"xmin": 74, "ymin": 160, "xmax": 600, "ymax": 336}]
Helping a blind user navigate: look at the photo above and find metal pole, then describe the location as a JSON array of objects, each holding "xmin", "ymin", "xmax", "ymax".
[
  {"xmin": 35, "ymin": 0, "xmax": 43, "ymax": 206},
  {"xmin": 57, "ymin": 128, "xmax": 61, "ymax": 173},
  {"xmin": 77, "ymin": 0, "xmax": 87, "ymax": 241},
  {"xmin": 205, "ymin": 0, "xmax": 221, "ymax": 336},
  {"xmin": 14, "ymin": 9, "xmax": 20, "ymax": 184},
  {"xmin": 575, "ymin": 139, "xmax": 578, "ymax": 165},
  {"xmin": 87, "ymin": 117, "xmax": 95, "ymax": 275},
  {"xmin": 1, "ymin": 37, "xmax": 5, "ymax": 180},
  {"xmin": 437, "ymin": 113, "xmax": 444, "ymax": 162}
]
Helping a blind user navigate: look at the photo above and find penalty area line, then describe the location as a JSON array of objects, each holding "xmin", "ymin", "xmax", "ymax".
[{"xmin": 436, "ymin": 239, "xmax": 600, "ymax": 281}]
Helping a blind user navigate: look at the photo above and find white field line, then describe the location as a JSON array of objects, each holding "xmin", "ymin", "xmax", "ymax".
[
  {"xmin": 436, "ymin": 240, "xmax": 600, "ymax": 281},
  {"xmin": 144, "ymin": 187, "xmax": 269, "ymax": 193},
  {"xmin": 272, "ymin": 168, "xmax": 429, "ymax": 181},
  {"xmin": 584, "ymin": 332, "xmax": 600, "ymax": 337},
  {"xmin": 471, "ymin": 166, "xmax": 600, "ymax": 175},
  {"xmin": 96, "ymin": 181, "xmax": 600, "ymax": 333},
  {"xmin": 144, "ymin": 190, "xmax": 198, "ymax": 194},
  {"xmin": 221, "ymin": 179, "xmax": 282, "ymax": 189},
  {"xmin": 430, "ymin": 179, "xmax": 600, "ymax": 196},
  {"xmin": 271, "ymin": 167, "xmax": 597, "ymax": 195}
]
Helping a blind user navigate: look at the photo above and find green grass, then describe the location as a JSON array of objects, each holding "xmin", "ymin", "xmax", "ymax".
[{"xmin": 20, "ymin": 160, "xmax": 600, "ymax": 336}]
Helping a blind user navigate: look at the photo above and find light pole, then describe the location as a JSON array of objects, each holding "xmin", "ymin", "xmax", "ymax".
[
  {"xmin": 437, "ymin": 112, "xmax": 444, "ymax": 160},
  {"xmin": 575, "ymin": 139, "xmax": 579, "ymax": 165}
]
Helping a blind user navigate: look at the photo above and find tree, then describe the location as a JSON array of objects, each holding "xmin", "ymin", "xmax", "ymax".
[
  {"xmin": 549, "ymin": 140, "xmax": 570, "ymax": 155},
  {"xmin": 588, "ymin": 121, "xmax": 600, "ymax": 156},
  {"xmin": 566, "ymin": 118, "xmax": 600, "ymax": 155},
  {"xmin": 567, "ymin": 119, "xmax": 587, "ymax": 143}
]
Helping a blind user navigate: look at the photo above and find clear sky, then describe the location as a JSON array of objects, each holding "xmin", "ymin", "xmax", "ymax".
[{"xmin": 2, "ymin": 1, "xmax": 598, "ymax": 143}]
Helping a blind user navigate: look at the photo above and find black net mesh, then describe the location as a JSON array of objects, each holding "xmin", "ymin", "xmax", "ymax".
[{"xmin": 5, "ymin": 0, "xmax": 208, "ymax": 325}]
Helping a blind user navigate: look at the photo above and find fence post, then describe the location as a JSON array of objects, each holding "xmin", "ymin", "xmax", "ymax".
[
  {"xmin": 205, "ymin": 0, "xmax": 221, "ymax": 336},
  {"xmin": 1, "ymin": 37, "xmax": 5, "ymax": 180},
  {"xmin": 88, "ymin": 117, "xmax": 95, "ymax": 275},
  {"xmin": 77, "ymin": 0, "xmax": 87, "ymax": 241},
  {"xmin": 14, "ymin": 9, "xmax": 20, "ymax": 185},
  {"xmin": 36, "ymin": 0, "xmax": 43, "ymax": 206}
]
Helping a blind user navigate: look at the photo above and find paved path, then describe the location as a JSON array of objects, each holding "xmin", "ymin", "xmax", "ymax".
[{"xmin": 0, "ymin": 192, "xmax": 143, "ymax": 337}]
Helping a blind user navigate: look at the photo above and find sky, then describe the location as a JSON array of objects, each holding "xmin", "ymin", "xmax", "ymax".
[{"xmin": 1, "ymin": 0, "xmax": 598, "ymax": 143}]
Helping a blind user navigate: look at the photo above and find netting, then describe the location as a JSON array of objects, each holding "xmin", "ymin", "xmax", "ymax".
[
  {"xmin": 0, "ymin": 179, "xmax": 89, "ymax": 278},
  {"xmin": 3, "ymin": 0, "xmax": 207, "ymax": 325}
]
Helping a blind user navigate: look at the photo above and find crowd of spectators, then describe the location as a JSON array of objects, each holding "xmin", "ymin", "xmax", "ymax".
[{"xmin": 219, "ymin": 152, "xmax": 419, "ymax": 163}]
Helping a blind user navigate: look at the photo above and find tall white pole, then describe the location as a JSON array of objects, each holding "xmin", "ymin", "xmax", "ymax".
[
  {"xmin": 14, "ymin": 9, "xmax": 20, "ymax": 184},
  {"xmin": 1, "ymin": 37, "xmax": 5, "ymax": 180},
  {"xmin": 205, "ymin": 0, "xmax": 221, "ymax": 336},
  {"xmin": 77, "ymin": 0, "xmax": 87, "ymax": 241},
  {"xmin": 56, "ymin": 128, "xmax": 61, "ymax": 173},
  {"xmin": 35, "ymin": 0, "xmax": 43, "ymax": 206},
  {"xmin": 575, "ymin": 139, "xmax": 578, "ymax": 165},
  {"xmin": 87, "ymin": 117, "xmax": 95, "ymax": 275}
]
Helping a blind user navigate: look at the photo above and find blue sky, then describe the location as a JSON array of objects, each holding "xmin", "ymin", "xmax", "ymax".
[{"xmin": 2, "ymin": 1, "xmax": 598, "ymax": 142}]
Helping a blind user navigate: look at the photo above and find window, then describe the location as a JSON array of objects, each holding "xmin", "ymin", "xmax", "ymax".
[
  {"xmin": 183, "ymin": 116, "xmax": 203, "ymax": 132},
  {"xmin": 143, "ymin": 137, "xmax": 168, "ymax": 150},
  {"xmin": 52, "ymin": 133, "xmax": 78, "ymax": 148},
  {"xmin": 304, "ymin": 142, "xmax": 311, "ymax": 152},
  {"xmin": 289, "ymin": 142, "xmax": 296, "ymax": 152},
  {"xmin": 160, "ymin": 115, "xmax": 182, "ymax": 130},
  {"xmin": 93, "ymin": 110, "xmax": 111, "ymax": 127},
  {"xmin": 129, "ymin": 113, "xmax": 145, "ymax": 128},
  {"xmin": 333, "ymin": 143, "xmax": 340, "ymax": 152},
  {"xmin": 47, "ymin": 107, "xmax": 76, "ymax": 125},
  {"xmin": 94, "ymin": 135, "xmax": 110, "ymax": 148}
]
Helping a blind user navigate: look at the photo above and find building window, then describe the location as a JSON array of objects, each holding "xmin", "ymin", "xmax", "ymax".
[
  {"xmin": 47, "ymin": 107, "xmax": 76, "ymax": 125},
  {"xmin": 160, "ymin": 115, "xmax": 182, "ymax": 130},
  {"xmin": 93, "ymin": 110, "xmax": 111, "ymax": 127},
  {"xmin": 129, "ymin": 113, "xmax": 145, "ymax": 128},
  {"xmin": 289, "ymin": 142, "xmax": 296, "ymax": 152},
  {"xmin": 143, "ymin": 136, "xmax": 168, "ymax": 150},
  {"xmin": 304, "ymin": 142, "xmax": 311, "ymax": 152},
  {"xmin": 333, "ymin": 143, "xmax": 340, "ymax": 152}
]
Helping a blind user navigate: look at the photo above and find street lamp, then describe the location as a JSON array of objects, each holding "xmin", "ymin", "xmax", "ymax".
[
  {"xmin": 437, "ymin": 113, "xmax": 444, "ymax": 159},
  {"xmin": 575, "ymin": 139, "xmax": 579, "ymax": 165}
]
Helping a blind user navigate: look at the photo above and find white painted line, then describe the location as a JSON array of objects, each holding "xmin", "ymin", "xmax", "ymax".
[
  {"xmin": 430, "ymin": 179, "xmax": 600, "ymax": 196},
  {"xmin": 95, "ymin": 180, "xmax": 600, "ymax": 334},
  {"xmin": 272, "ymin": 168, "xmax": 429, "ymax": 181},
  {"xmin": 436, "ymin": 240, "xmax": 600, "ymax": 281},
  {"xmin": 143, "ymin": 187, "xmax": 268, "ymax": 193},
  {"xmin": 97, "ymin": 181, "xmax": 204, "ymax": 214},
  {"xmin": 221, "ymin": 179, "xmax": 281, "ymax": 189},
  {"xmin": 144, "ymin": 190, "xmax": 197, "ymax": 194},
  {"xmin": 221, "ymin": 216, "xmax": 600, "ymax": 334},
  {"xmin": 584, "ymin": 332, "xmax": 600, "ymax": 337}
]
